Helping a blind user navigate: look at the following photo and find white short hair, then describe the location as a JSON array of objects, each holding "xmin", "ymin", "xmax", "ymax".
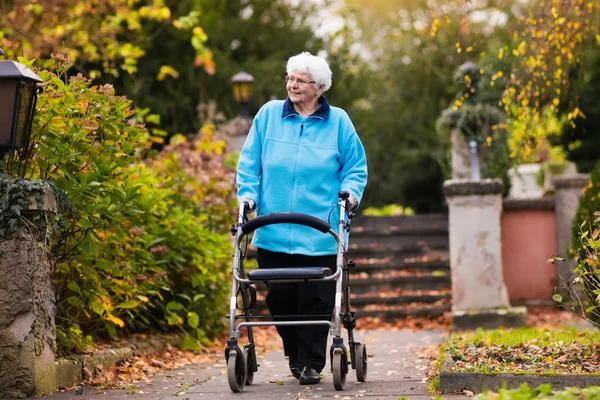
[{"xmin": 286, "ymin": 52, "xmax": 332, "ymax": 92}]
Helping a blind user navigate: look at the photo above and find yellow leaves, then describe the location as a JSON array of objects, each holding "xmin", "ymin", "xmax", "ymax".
[
  {"xmin": 498, "ymin": 47, "xmax": 504, "ymax": 60},
  {"xmin": 430, "ymin": 17, "xmax": 439, "ymax": 37},
  {"xmin": 547, "ymin": 255, "xmax": 565, "ymax": 264},
  {"xmin": 50, "ymin": 117, "xmax": 67, "ymax": 130},
  {"xmin": 193, "ymin": 27, "xmax": 208, "ymax": 42},
  {"xmin": 596, "ymin": 34, "xmax": 600, "ymax": 46},
  {"xmin": 139, "ymin": 6, "xmax": 171, "ymax": 21},
  {"xmin": 105, "ymin": 314, "xmax": 125, "ymax": 327},
  {"xmin": 169, "ymin": 134, "xmax": 187, "ymax": 146},
  {"xmin": 513, "ymin": 42, "xmax": 527, "ymax": 57},
  {"xmin": 149, "ymin": 136, "xmax": 165, "ymax": 144},
  {"xmin": 117, "ymin": 299, "xmax": 140, "ymax": 309},
  {"xmin": 156, "ymin": 65, "xmax": 180, "ymax": 81},
  {"xmin": 568, "ymin": 107, "xmax": 584, "ymax": 120}
]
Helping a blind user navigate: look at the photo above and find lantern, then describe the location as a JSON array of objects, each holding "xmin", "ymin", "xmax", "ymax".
[
  {"xmin": 230, "ymin": 71, "xmax": 255, "ymax": 118},
  {"xmin": 0, "ymin": 49, "xmax": 43, "ymax": 161}
]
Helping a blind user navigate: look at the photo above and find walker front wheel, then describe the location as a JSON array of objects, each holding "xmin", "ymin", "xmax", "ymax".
[
  {"xmin": 227, "ymin": 350, "xmax": 247, "ymax": 393},
  {"xmin": 332, "ymin": 348, "xmax": 347, "ymax": 391},
  {"xmin": 355, "ymin": 342, "xmax": 367, "ymax": 382}
]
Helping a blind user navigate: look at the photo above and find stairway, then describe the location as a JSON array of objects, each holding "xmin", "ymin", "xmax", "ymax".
[{"xmin": 245, "ymin": 213, "xmax": 451, "ymax": 320}]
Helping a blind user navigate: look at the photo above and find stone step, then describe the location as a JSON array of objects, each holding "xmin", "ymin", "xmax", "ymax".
[
  {"xmin": 248, "ymin": 288, "xmax": 452, "ymax": 319},
  {"xmin": 346, "ymin": 245, "xmax": 427, "ymax": 260},
  {"xmin": 350, "ymin": 257, "xmax": 450, "ymax": 273},
  {"xmin": 244, "ymin": 302, "xmax": 451, "ymax": 320},
  {"xmin": 243, "ymin": 271, "xmax": 451, "ymax": 293},
  {"xmin": 350, "ymin": 234, "xmax": 449, "ymax": 250},
  {"xmin": 355, "ymin": 304, "xmax": 451, "ymax": 319},
  {"xmin": 351, "ymin": 214, "xmax": 448, "ymax": 235},
  {"xmin": 348, "ymin": 293, "xmax": 452, "ymax": 306},
  {"xmin": 349, "ymin": 274, "xmax": 451, "ymax": 293},
  {"xmin": 244, "ymin": 245, "xmax": 447, "ymax": 261},
  {"xmin": 350, "ymin": 223, "xmax": 448, "ymax": 238},
  {"xmin": 349, "ymin": 235, "xmax": 448, "ymax": 251}
]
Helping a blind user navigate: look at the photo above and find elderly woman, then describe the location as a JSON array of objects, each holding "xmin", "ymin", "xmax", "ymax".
[{"xmin": 236, "ymin": 52, "xmax": 368, "ymax": 385}]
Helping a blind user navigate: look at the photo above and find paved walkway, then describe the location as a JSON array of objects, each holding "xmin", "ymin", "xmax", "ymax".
[{"xmin": 44, "ymin": 330, "xmax": 466, "ymax": 399}]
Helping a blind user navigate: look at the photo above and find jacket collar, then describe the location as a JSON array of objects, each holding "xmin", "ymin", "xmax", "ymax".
[{"xmin": 282, "ymin": 96, "xmax": 330, "ymax": 120}]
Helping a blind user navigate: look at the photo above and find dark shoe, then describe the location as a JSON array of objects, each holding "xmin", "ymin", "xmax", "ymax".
[
  {"xmin": 299, "ymin": 367, "xmax": 321, "ymax": 385},
  {"xmin": 289, "ymin": 361, "xmax": 301, "ymax": 379}
]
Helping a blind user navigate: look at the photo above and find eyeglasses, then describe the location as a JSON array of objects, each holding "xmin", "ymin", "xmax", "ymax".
[{"xmin": 285, "ymin": 76, "xmax": 316, "ymax": 86}]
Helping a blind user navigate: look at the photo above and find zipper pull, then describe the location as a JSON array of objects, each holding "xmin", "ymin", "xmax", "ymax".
[{"xmin": 300, "ymin": 124, "xmax": 304, "ymax": 136}]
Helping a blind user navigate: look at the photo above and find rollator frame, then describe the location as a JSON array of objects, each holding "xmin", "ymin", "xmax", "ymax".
[{"xmin": 224, "ymin": 191, "xmax": 367, "ymax": 392}]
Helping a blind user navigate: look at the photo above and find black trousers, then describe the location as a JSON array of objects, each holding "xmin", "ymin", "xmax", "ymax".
[{"xmin": 256, "ymin": 248, "xmax": 336, "ymax": 372}]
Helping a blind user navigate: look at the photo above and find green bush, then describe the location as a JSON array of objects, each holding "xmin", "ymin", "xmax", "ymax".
[
  {"xmin": 362, "ymin": 204, "xmax": 415, "ymax": 216},
  {"xmin": 569, "ymin": 160, "xmax": 600, "ymax": 326},
  {"xmin": 2, "ymin": 56, "xmax": 235, "ymax": 354}
]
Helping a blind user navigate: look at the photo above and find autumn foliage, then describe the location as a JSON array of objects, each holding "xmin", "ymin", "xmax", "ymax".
[{"xmin": 2, "ymin": 56, "xmax": 235, "ymax": 354}]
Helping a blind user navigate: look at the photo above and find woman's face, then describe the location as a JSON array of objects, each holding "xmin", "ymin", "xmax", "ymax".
[{"xmin": 286, "ymin": 70, "xmax": 320, "ymax": 106}]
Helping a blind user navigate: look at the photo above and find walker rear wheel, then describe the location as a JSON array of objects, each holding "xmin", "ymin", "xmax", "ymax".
[
  {"xmin": 332, "ymin": 348, "xmax": 347, "ymax": 390},
  {"xmin": 355, "ymin": 343, "xmax": 367, "ymax": 382},
  {"xmin": 243, "ymin": 348, "xmax": 254, "ymax": 385},
  {"xmin": 227, "ymin": 350, "xmax": 247, "ymax": 393}
]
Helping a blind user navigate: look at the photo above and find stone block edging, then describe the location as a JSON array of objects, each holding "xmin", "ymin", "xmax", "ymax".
[
  {"xmin": 552, "ymin": 174, "xmax": 590, "ymax": 189},
  {"xmin": 451, "ymin": 307, "xmax": 527, "ymax": 331},
  {"xmin": 439, "ymin": 353, "xmax": 600, "ymax": 393},
  {"xmin": 443, "ymin": 179, "xmax": 504, "ymax": 197},
  {"xmin": 55, "ymin": 334, "xmax": 182, "ymax": 391},
  {"xmin": 503, "ymin": 197, "xmax": 555, "ymax": 210}
]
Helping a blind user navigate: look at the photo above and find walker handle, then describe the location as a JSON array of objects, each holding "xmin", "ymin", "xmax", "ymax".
[{"xmin": 241, "ymin": 212, "xmax": 331, "ymax": 235}]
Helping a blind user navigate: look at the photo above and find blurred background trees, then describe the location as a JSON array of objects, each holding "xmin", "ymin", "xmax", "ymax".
[{"xmin": 2, "ymin": 0, "xmax": 599, "ymax": 211}]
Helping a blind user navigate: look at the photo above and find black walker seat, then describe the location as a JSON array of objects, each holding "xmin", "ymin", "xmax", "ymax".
[{"xmin": 247, "ymin": 266, "xmax": 332, "ymax": 281}]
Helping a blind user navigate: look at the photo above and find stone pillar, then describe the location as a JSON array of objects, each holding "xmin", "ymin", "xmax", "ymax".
[
  {"xmin": 0, "ymin": 181, "xmax": 62, "ymax": 398},
  {"xmin": 552, "ymin": 173, "xmax": 590, "ymax": 293},
  {"xmin": 443, "ymin": 179, "xmax": 526, "ymax": 329},
  {"xmin": 451, "ymin": 128, "xmax": 470, "ymax": 180}
]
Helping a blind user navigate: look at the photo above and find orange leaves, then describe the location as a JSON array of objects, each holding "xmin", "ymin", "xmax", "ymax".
[{"xmin": 0, "ymin": 1, "xmax": 213, "ymax": 79}]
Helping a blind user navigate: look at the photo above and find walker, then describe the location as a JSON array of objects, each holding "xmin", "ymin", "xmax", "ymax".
[{"xmin": 225, "ymin": 191, "xmax": 368, "ymax": 392}]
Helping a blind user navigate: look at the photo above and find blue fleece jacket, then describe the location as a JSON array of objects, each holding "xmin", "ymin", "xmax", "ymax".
[{"xmin": 236, "ymin": 97, "xmax": 368, "ymax": 255}]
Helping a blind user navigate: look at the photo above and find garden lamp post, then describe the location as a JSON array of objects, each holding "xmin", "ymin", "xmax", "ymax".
[
  {"xmin": 0, "ymin": 48, "xmax": 43, "ymax": 163},
  {"xmin": 230, "ymin": 71, "xmax": 255, "ymax": 118}
]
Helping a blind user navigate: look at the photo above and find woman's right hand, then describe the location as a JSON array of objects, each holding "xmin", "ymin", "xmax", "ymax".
[{"xmin": 239, "ymin": 198, "xmax": 256, "ymax": 214}]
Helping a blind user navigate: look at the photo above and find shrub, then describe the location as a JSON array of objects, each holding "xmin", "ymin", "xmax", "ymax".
[
  {"xmin": 362, "ymin": 204, "xmax": 415, "ymax": 217},
  {"xmin": 568, "ymin": 160, "xmax": 600, "ymax": 326},
  {"xmin": 2, "ymin": 56, "xmax": 235, "ymax": 353}
]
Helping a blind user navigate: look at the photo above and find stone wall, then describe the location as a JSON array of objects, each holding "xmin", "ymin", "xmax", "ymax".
[{"xmin": 0, "ymin": 183, "xmax": 60, "ymax": 398}]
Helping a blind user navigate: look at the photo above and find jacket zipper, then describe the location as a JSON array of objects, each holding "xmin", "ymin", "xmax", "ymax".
[{"xmin": 288, "ymin": 121, "xmax": 304, "ymax": 250}]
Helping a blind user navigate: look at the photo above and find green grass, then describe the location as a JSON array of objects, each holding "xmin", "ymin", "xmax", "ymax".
[
  {"xmin": 474, "ymin": 383, "xmax": 600, "ymax": 399},
  {"xmin": 449, "ymin": 326, "xmax": 600, "ymax": 348},
  {"xmin": 443, "ymin": 326, "xmax": 600, "ymax": 375},
  {"xmin": 427, "ymin": 342, "xmax": 446, "ymax": 395}
]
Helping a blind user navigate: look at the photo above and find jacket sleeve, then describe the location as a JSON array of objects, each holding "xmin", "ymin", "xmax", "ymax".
[
  {"xmin": 236, "ymin": 119, "xmax": 262, "ymax": 205},
  {"xmin": 340, "ymin": 132, "xmax": 368, "ymax": 209}
]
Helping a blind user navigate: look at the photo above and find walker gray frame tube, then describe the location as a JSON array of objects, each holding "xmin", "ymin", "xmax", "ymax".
[{"xmin": 229, "ymin": 199, "xmax": 349, "ymax": 339}]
